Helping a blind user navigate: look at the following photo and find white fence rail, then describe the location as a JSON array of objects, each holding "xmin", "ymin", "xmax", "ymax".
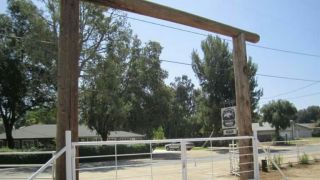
[
  {"xmin": 0, "ymin": 151, "xmax": 55, "ymax": 180},
  {"xmin": 259, "ymin": 139, "xmax": 320, "ymax": 166},
  {"xmin": 72, "ymin": 135, "xmax": 259, "ymax": 180},
  {"xmin": 5, "ymin": 131, "xmax": 301, "ymax": 180}
]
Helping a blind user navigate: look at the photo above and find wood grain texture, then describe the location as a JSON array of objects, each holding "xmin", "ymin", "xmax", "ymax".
[
  {"xmin": 56, "ymin": 0, "xmax": 80, "ymax": 179},
  {"xmin": 84, "ymin": 0, "xmax": 260, "ymax": 43},
  {"xmin": 232, "ymin": 33, "xmax": 254, "ymax": 180}
]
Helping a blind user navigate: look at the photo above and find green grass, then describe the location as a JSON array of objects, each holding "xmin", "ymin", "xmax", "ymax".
[
  {"xmin": 192, "ymin": 146, "xmax": 208, "ymax": 150},
  {"xmin": 155, "ymin": 146, "xmax": 207, "ymax": 151},
  {"xmin": 299, "ymin": 137, "xmax": 320, "ymax": 144},
  {"xmin": 0, "ymin": 148, "xmax": 22, "ymax": 152},
  {"xmin": 155, "ymin": 147, "xmax": 165, "ymax": 150},
  {"xmin": 299, "ymin": 153, "xmax": 310, "ymax": 164}
]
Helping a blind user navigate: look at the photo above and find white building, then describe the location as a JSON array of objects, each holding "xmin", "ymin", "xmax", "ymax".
[{"xmin": 252, "ymin": 122, "xmax": 318, "ymax": 141}]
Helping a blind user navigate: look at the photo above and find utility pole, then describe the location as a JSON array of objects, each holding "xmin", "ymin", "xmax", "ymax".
[
  {"xmin": 56, "ymin": 0, "xmax": 79, "ymax": 179},
  {"xmin": 232, "ymin": 33, "xmax": 254, "ymax": 179}
]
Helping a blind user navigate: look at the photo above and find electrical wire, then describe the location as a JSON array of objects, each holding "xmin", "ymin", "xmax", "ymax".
[
  {"xmin": 2, "ymin": 32, "xmax": 318, "ymax": 85},
  {"xmin": 2, "ymin": 16, "xmax": 319, "ymax": 100},
  {"xmin": 261, "ymin": 91, "xmax": 320, "ymax": 102},
  {"xmin": 159, "ymin": 59, "xmax": 320, "ymax": 83},
  {"xmin": 287, "ymin": 92, "xmax": 320, "ymax": 100},
  {"xmin": 2, "ymin": 32, "xmax": 318, "ymax": 83},
  {"xmin": 254, "ymin": 74, "xmax": 320, "ymax": 83},
  {"xmin": 160, "ymin": 59, "xmax": 320, "ymax": 100},
  {"xmin": 261, "ymin": 81, "xmax": 320, "ymax": 99},
  {"xmin": 110, "ymin": 12, "xmax": 320, "ymax": 59},
  {"xmin": 0, "ymin": 33, "xmax": 55, "ymax": 44}
]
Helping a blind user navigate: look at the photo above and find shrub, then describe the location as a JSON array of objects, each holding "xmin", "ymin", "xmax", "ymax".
[
  {"xmin": 0, "ymin": 144, "xmax": 150, "ymax": 164},
  {"xmin": 312, "ymin": 129, "xmax": 320, "ymax": 137},
  {"xmin": 271, "ymin": 154, "xmax": 283, "ymax": 170},
  {"xmin": 299, "ymin": 153, "xmax": 310, "ymax": 164},
  {"xmin": 77, "ymin": 144, "xmax": 150, "ymax": 163},
  {"xmin": 0, "ymin": 153, "xmax": 52, "ymax": 164},
  {"xmin": 0, "ymin": 147, "xmax": 20, "ymax": 152}
]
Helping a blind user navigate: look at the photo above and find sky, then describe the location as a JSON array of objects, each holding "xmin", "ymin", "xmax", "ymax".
[{"xmin": 0, "ymin": 0, "xmax": 319, "ymax": 110}]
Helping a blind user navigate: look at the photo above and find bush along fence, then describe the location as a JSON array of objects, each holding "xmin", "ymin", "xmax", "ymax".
[{"xmin": 0, "ymin": 144, "xmax": 150, "ymax": 165}]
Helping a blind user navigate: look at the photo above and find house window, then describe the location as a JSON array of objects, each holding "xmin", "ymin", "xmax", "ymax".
[
  {"xmin": 14, "ymin": 140, "xmax": 20, "ymax": 148},
  {"xmin": 22, "ymin": 140, "xmax": 35, "ymax": 149}
]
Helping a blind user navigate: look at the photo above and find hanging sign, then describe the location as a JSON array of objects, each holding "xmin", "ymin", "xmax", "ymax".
[{"xmin": 221, "ymin": 106, "xmax": 237, "ymax": 135}]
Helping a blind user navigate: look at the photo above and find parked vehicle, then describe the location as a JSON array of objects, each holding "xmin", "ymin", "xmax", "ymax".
[{"xmin": 165, "ymin": 142, "xmax": 194, "ymax": 151}]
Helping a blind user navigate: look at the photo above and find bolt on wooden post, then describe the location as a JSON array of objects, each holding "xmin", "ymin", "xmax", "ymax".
[{"xmin": 232, "ymin": 33, "xmax": 254, "ymax": 179}]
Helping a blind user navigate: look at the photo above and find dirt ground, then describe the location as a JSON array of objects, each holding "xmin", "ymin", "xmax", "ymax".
[
  {"xmin": 80, "ymin": 162, "xmax": 320, "ymax": 180},
  {"xmin": 261, "ymin": 162, "xmax": 320, "ymax": 180}
]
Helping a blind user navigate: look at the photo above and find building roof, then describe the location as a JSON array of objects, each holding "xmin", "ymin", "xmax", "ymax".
[
  {"xmin": 296, "ymin": 123, "xmax": 318, "ymax": 129},
  {"xmin": 0, "ymin": 124, "xmax": 144, "ymax": 140},
  {"xmin": 252, "ymin": 122, "xmax": 274, "ymax": 132}
]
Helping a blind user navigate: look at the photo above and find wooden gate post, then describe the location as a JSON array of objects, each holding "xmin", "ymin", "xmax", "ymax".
[
  {"xmin": 56, "ymin": 0, "xmax": 80, "ymax": 179},
  {"xmin": 232, "ymin": 33, "xmax": 254, "ymax": 179}
]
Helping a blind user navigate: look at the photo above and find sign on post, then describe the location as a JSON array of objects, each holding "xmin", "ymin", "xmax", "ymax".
[{"xmin": 221, "ymin": 106, "xmax": 237, "ymax": 135}]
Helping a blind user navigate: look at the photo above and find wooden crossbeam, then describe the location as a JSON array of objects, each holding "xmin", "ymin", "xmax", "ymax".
[{"xmin": 83, "ymin": 0, "xmax": 260, "ymax": 43}]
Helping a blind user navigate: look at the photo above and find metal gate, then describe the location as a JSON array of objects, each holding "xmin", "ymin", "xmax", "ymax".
[{"xmin": 28, "ymin": 131, "xmax": 260, "ymax": 180}]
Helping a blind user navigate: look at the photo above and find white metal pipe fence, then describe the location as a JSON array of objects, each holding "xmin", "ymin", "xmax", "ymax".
[
  {"xmin": 72, "ymin": 134, "xmax": 259, "ymax": 180},
  {"xmin": 3, "ymin": 131, "xmax": 263, "ymax": 180},
  {"xmin": 0, "ymin": 151, "xmax": 55, "ymax": 180},
  {"xmin": 259, "ymin": 139, "xmax": 320, "ymax": 167}
]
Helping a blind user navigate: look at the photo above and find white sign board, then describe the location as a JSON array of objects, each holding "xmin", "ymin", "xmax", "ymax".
[
  {"xmin": 221, "ymin": 106, "xmax": 237, "ymax": 129},
  {"xmin": 223, "ymin": 129, "xmax": 238, "ymax": 136}
]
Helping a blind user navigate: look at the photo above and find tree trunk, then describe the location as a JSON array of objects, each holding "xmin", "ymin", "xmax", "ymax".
[
  {"xmin": 4, "ymin": 123, "xmax": 14, "ymax": 149},
  {"xmin": 275, "ymin": 127, "xmax": 280, "ymax": 140}
]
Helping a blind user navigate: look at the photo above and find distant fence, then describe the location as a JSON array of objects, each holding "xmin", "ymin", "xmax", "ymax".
[
  {"xmin": 0, "ymin": 151, "xmax": 55, "ymax": 179},
  {"xmin": 259, "ymin": 139, "xmax": 320, "ymax": 167}
]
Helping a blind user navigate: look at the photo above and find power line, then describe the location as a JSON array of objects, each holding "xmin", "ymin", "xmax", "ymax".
[
  {"xmin": 3, "ymin": 11, "xmax": 320, "ymax": 59},
  {"xmin": 0, "ymin": 33, "xmax": 55, "ymax": 44},
  {"xmin": 160, "ymin": 59, "xmax": 320, "ymax": 83},
  {"xmin": 160, "ymin": 59, "xmax": 320, "ymax": 100},
  {"xmin": 113, "ymin": 13, "xmax": 210, "ymax": 37},
  {"xmin": 255, "ymin": 73, "xmax": 320, "ymax": 83},
  {"xmin": 1, "ymin": 32, "xmax": 318, "ymax": 84},
  {"xmin": 247, "ymin": 43, "xmax": 320, "ymax": 58},
  {"xmin": 160, "ymin": 59, "xmax": 192, "ymax": 66},
  {"xmin": 260, "ymin": 91, "xmax": 320, "ymax": 102},
  {"xmin": 287, "ymin": 92, "xmax": 320, "ymax": 100},
  {"xmin": 3, "ymin": 32, "xmax": 319, "ymax": 100},
  {"xmin": 2, "ymin": 29, "xmax": 319, "ymax": 84},
  {"xmin": 112, "ymin": 13, "xmax": 320, "ymax": 59},
  {"xmin": 261, "ymin": 81, "xmax": 320, "ymax": 99}
]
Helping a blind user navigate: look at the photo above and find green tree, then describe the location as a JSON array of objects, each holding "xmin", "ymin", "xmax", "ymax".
[
  {"xmin": 77, "ymin": 2, "xmax": 133, "ymax": 140},
  {"xmin": 24, "ymin": 107, "xmax": 56, "ymax": 126},
  {"xmin": 124, "ymin": 37, "xmax": 171, "ymax": 137},
  {"xmin": 0, "ymin": 0, "xmax": 56, "ymax": 148},
  {"xmin": 0, "ymin": 120, "xmax": 4, "ymax": 134},
  {"xmin": 0, "ymin": 0, "xmax": 133, "ymax": 141},
  {"xmin": 261, "ymin": 100, "xmax": 297, "ymax": 139},
  {"xmin": 191, "ymin": 35, "xmax": 263, "ymax": 136},
  {"xmin": 152, "ymin": 126, "xmax": 165, "ymax": 140},
  {"xmin": 80, "ymin": 54, "xmax": 130, "ymax": 140},
  {"xmin": 165, "ymin": 75, "xmax": 196, "ymax": 138},
  {"xmin": 296, "ymin": 106, "xmax": 320, "ymax": 123}
]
